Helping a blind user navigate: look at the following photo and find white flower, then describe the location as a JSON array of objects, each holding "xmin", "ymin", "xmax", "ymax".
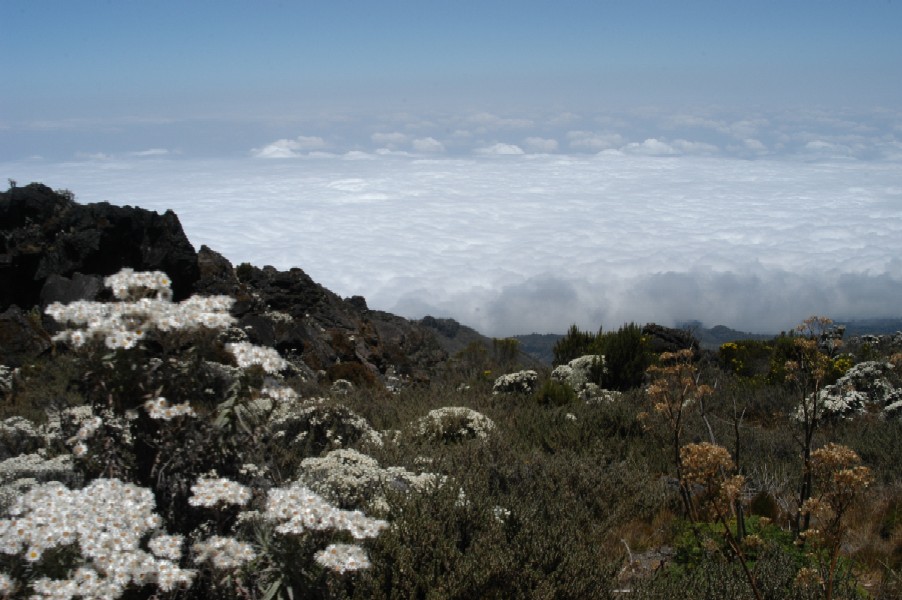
[
  {"xmin": 148, "ymin": 534, "xmax": 184, "ymax": 561},
  {"xmin": 314, "ymin": 543, "xmax": 371, "ymax": 573},
  {"xmin": 226, "ymin": 342, "xmax": 287, "ymax": 373},
  {"xmin": 188, "ymin": 477, "xmax": 251, "ymax": 508},
  {"xmin": 193, "ymin": 536, "xmax": 255, "ymax": 569}
]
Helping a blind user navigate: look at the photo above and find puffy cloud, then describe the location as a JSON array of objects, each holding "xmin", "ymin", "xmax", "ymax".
[
  {"xmin": 522, "ymin": 137, "xmax": 559, "ymax": 153},
  {"xmin": 621, "ymin": 138, "xmax": 678, "ymax": 156},
  {"xmin": 252, "ymin": 135, "xmax": 326, "ymax": 158},
  {"xmin": 475, "ymin": 143, "xmax": 525, "ymax": 155},
  {"xmin": 412, "ymin": 137, "xmax": 445, "ymax": 153}
]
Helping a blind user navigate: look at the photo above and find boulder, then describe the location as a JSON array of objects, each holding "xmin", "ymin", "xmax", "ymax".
[{"xmin": 642, "ymin": 323, "xmax": 699, "ymax": 356}]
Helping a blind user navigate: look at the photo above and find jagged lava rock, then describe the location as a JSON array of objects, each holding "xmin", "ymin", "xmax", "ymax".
[{"xmin": 0, "ymin": 183, "xmax": 199, "ymax": 311}]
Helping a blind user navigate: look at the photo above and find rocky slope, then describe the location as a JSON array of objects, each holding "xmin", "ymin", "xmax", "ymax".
[{"xmin": 0, "ymin": 183, "xmax": 447, "ymax": 383}]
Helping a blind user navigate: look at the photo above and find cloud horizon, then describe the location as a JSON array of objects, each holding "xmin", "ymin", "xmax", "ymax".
[{"xmin": 5, "ymin": 145, "xmax": 900, "ymax": 337}]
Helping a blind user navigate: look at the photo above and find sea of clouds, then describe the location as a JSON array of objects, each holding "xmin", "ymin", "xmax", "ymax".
[{"xmin": 4, "ymin": 108, "xmax": 901, "ymax": 336}]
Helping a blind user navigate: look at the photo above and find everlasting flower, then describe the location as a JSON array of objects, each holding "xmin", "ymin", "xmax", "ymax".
[
  {"xmin": 264, "ymin": 481, "xmax": 387, "ymax": 539},
  {"xmin": 193, "ymin": 536, "xmax": 255, "ymax": 569},
  {"xmin": 143, "ymin": 397, "xmax": 196, "ymax": 420},
  {"xmin": 314, "ymin": 543, "xmax": 371, "ymax": 573},
  {"xmin": 414, "ymin": 407, "xmax": 495, "ymax": 443},
  {"xmin": 46, "ymin": 268, "xmax": 236, "ymax": 351},
  {"xmin": 188, "ymin": 477, "xmax": 251, "ymax": 508},
  {"xmin": 148, "ymin": 534, "xmax": 184, "ymax": 561},
  {"xmin": 0, "ymin": 479, "xmax": 194, "ymax": 595},
  {"xmin": 226, "ymin": 342, "xmax": 287, "ymax": 373}
]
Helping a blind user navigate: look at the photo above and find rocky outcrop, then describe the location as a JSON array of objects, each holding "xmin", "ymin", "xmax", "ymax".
[
  {"xmin": 225, "ymin": 262, "xmax": 447, "ymax": 382},
  {"xmin": 0, "ymin": 183, "xmax": 199, "ymax": 311},
  {"xmin": 641, "ymin": 324, "xmax": 699, "ymax": 356},
  {"xmin": 1, "ymin": 184, "xmax": 448, "ymax": 382}
]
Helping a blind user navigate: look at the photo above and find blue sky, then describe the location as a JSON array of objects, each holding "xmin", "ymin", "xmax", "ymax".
[
  {"xmin": 3, "ymin": 2, "xmax": 902, "ymax": 334},
  {"xmin": 3, "ymin": 1, "xmax": 900, "ymax": 128}
]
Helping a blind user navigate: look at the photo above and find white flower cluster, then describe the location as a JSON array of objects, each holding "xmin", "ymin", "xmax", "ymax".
[
  {"xmin": 796, "ymin": 361, "xmax": 902, "ymax": 421},
  {"xmin": 264, "ymin": 481, "xmax": 388, "ymax": 540},
  {"xmin": 492, "ymin": 370, "xmax": 539, "ymax": 395},
  {"xmin": 148, "ymin": 533, "xmax": 184, "ymax": 561},
  {"xmin": 551, "ymin": 354, "xmax": 613, "ymax": 402},
  {"xmin": 0, "ymin": 453, "xmax": 75, "ymax": 511},
  {"xmin": 261, "ymin": 384, "xmax": 299, "ymax": 403},
  {"xmin": 46, "ymin": 268, "xmax": 235, "ymax": 350},
  {"xmin": 268, "ymin": 396, "xmax": 382, "ymax": 449},
  {"xmin": 298, "ymin": 448, "xmax": 441, "ymax": 509},
  {"xmin": 314, "ymin": 543, "xmax": 371, "ymax": 573},
  {"xmin": 0, "ymin": 478, "xmax": 194, "ymax": 596},
  {"xmin": 226, "ymin": 342, "xmax": 287, "ymax": 373},
  {"xmin": 192, "ymin": 535, "xmax": 256, "ymax": 570},
  {"xmin": 414, "ymin": 406, "xmax": 496, "ymax": 443},
  {"xmin": 188, "ymin": 476, "xmax": 252, "ymax": 508},
  {"xmin": 105, "ymin": 268, "xmax": 172, "ymax": 300},
  {"xmin": 143, "ymin": 397, "xmax": 197, "ymax": 421},
  {"xmin": 73, "ymin": 415, "xmax": 103, "ymax": 441}
]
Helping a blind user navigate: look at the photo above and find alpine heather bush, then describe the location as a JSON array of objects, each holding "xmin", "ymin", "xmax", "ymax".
[
  {"xmin": 491, "ymin": 369, "xmax": 538, "ymax": 395},
  {"xmin": 297, "ymin": 448, "xmax": 441, "ymax": 511},
  {"xmin": 412, "ymin": 406, "xmax": 496, "ymax": 444}
]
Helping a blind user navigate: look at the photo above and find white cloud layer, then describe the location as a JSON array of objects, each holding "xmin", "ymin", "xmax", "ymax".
[
  {"xmin": 476, "ymin": 143, "xmax": 525, "ymax": 155},
  {"xmin": 252, "ymin": 135, "xmax": 326, "ymax": 158},
  {"xmin": 5, "ymin": 153, "xmax": 901, "ymax": 336}
]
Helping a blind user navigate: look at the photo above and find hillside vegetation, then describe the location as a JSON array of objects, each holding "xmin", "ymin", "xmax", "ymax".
[{"xmin": 1, "ymin": 184, "xmax": 901, "ymax": 599}]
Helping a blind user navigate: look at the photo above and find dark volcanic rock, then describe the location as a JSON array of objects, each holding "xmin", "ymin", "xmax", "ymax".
[
  {"xmin": 1, "ymin": 184, "xmax": 450, "ymax": 383},
  {"xmin": 194, "ymin": 245, "xmax": 240, "ymax": 296},
  {"xmin": 231, "ymin": 263, "xmax": 447, "ymax": 381},
  {"xmin": 0, "ymin": 306, "xmax": 51, "ymax": 367},
  {"xmin": 40, "ymin": 273, "xmax": 104, "ymax": 306},
  {"xmin": 642, "ymin": 323, "xmax": 700, "ymax": 356},
  {"xmin": 0, "ymin": 183, "xmax": 199, "ymax": 311}
]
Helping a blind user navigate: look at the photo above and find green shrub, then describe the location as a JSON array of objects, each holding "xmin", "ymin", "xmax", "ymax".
[
  {"xmin": 597, "ymin": 322, "xmax": 652, "ymax": 390},
  {"xmin": 534, "ymin": 378, "xmax": 578, "ymax": 406},
  {"xmin": 552, "ymin": 324, "xmax": 600, "ymax": 366}
]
